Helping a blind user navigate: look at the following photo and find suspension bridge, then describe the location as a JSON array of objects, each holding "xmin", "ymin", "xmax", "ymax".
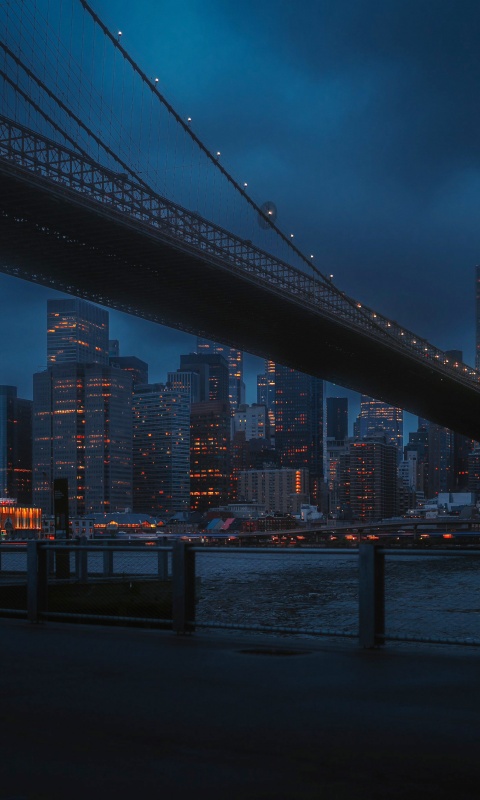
[{"xmin": 1, "ymin": 0, "xmax": 480, "ymax": 439}]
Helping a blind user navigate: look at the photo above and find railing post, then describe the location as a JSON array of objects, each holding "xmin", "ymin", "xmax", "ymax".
[
  {"xmin": 172, "ymin": 541, "xmax": 195, "ymax": 634},
  {"xmin": 103, "ymin": 540, "xmax": 114, "ymax": 577},
  {"xmin": 359, "ymin": 543, "xmax": 385, "ymax": 648},
  {"xmin": 75, "ymin": 535, "xmax": 88, "ymax": 583},
  {"xmin": 157, "ymin": 541, "xmax": 169, "ymax": 580},
  {"xmin": 27, "ymin": 541, "xmax": 48, "ymax": 623}
]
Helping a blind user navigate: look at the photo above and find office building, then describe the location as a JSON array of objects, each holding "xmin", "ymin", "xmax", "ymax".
[
  {"xmin": 33, "ymin": 363, "xmax": 133, "ymax": 516},
  {"xmin": 190, "ymin": 400, "xmax": 230, "ymax": 512},
  {"xmin": 0, "ymin": 386, "xmax": 32, "ymax": 504},
  {"xmin": 238, "ymin": 467, "xmax": 309, "ymax": 515},
  {"xmin": 232, "ymin": 403, "xmax": 270, "ymax": 442},
  {"xmin": 326, "ymin": 397, "xmax": 348, "ymax": 441},
  {"xmin": 257, "ymin": 359, "xmax": 275, "ymax": 441},
  {"xmin": 179, "ymin": 353, "xmax": 230, "ymax": 405},
  {"xmin": 196, "ymin": 337, "xmax": 245, "ymax": 409},
  {"xmin": 339, "ymin": 435, "xmax": 398, "ymax": 521},
  {"xmin": 47, "ymin": 297, "xmax": 109, "ymax": 366},
  {"xmin": 167, "ymin": 370, "xmax": 200, "ymax": 404},
  {"xmin": 274, "ymin": 364, "xmax": 323, "ymax": 504},
  {"xmin": 356, "ymin": 395, "xmax": 403, "ymax": 461},
  {"xmin": 110, "ymin": 355, "xmax": 148, "ymax": 389},
  {"xmin": 133, "ymin": 383, "xmax": 190, "ymax": 517}
]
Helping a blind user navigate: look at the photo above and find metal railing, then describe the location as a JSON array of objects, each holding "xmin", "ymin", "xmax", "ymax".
[{"xmin": 0, "ymin": 539, "xmax": 479, "ymax": 649}]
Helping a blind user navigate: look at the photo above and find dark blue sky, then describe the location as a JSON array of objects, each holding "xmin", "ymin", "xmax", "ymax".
[{"xmin": 2, "ymin": 0, "xmax": 480, "ymax": 438}]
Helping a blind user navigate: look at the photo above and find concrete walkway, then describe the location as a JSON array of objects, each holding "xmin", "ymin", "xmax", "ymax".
[{"xmin": 0, "ymin": 618, "xmax": 479, "ymax": 799}]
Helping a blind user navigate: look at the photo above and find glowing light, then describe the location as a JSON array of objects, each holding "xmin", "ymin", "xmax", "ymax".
[
  {"xmin": 243, "ymin": 182, "xmax": 248, "ymax": 187},
  {"xmin": 118, "ymin": 31, "xmax": 122, "ymax": 37},
  {"xmin": 290, "ymin": 233, "xmax": 294, "ymax": 238},
  {"xmin": 187, "ymin": 117, "xmax": 192, "ymax": 123},
  {"xmin": 216, "ymin": 151, "xmax": 221, "ymax": 157},
  {"xmin": 310, "ymin": 254, "xmax": 314, "ymax": 259},
  {"xmin": 155, "ymin": 78, "xmax": 159, "ymax": 83}
]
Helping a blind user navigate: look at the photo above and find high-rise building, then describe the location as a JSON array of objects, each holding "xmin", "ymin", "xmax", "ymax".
[
  {"xmin": 190, "ymin": 400, "xmax": 230, "ymax": 512},
  {"xmin": 274, "ymin": 364, "xmax": 323, "ymax": 504},
  {"xmin": 257, "ymin": 359, "xmax": 275, "ymax": 441},
  {"xmin": 0, "ymin": 386, "xmax": 32, "ymax": 504},
  {"xmin": 339, "ymin": 435, "xmax": 398, "ymax": 521},
  {"xmin": 47, "ymin": 298, "xmax": 109, "ymax": 366},
  {"xmin": 326, "ymin": 397, "xmax": 348, "ymax": 441},
  {"xmin": 167, "ymin": 370, "xmax": 200, "ymax": 404},
  {"xmin": 232, "ymin": 403, "xmax": 270, "ymax": 442},
  {"xmin": 196, "ymin": 337, "xmax": 245, "ymax": 409},
  {"xmin": 133, "ymin": 384, "xmax": 190, "ymax": 517},
  {"xmin": 179, "ymin": 353, "xmax": 230, "ymax": 405},
  {"xmin": 356, "ymin": 395, "xmax": 403, "ymax": 461},
  {"xmin": 33, "ymin": 363, "xmax": 132, "ymax": 516},
  {"xmin": 110, "ymin": 355, "xmax": 148, "ymax": 389}
]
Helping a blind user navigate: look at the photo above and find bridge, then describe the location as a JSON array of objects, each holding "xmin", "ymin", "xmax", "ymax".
[{"xmin": 1, "ymin": 0, "xmax": 480, "ymax": 439}]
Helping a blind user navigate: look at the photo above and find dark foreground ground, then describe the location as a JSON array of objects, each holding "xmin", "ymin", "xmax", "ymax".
[{"xmin": 0, "ymin": 618, "xmax": 479, "ymax": 800}]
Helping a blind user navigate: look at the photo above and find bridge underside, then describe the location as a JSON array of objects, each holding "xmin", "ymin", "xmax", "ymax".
[{"xmin": 1, "ymin": 167, "xmax": 479, "ymax": 441}]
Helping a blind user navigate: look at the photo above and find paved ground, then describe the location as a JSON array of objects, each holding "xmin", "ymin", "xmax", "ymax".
[{"xmin": 0, "ymin": 618, "xmax": 479, "ymax": 799}]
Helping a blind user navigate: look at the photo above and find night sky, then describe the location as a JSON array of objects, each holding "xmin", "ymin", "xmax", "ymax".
[{"xmin": 2, "ymin": 0, "xmax": 480, "ymax": 439}]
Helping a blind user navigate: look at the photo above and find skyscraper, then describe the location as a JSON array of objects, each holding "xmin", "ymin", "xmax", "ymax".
[
  {"xmin": 180, "ymin": 353, "xmax": 230, "ymax": 405},
  {"xmin": 0, "ymin": 386, "xmax": 32, "ymax": 504},
  {"xmin": 35, "ymin": 299, "xmax": 133, "ymax": 515},
  {"xmin": 356, "ymin": 395, "xmax": 403, "ymax": 460},
  {"xmin": 196, "ymin": 337, "xmax": 244, "ymax": 409},
  {"xmin": 190, "ymin": 400, "xmax": 231, "ymax": 512},
  {"xmin": 340, "ymin": 435, "xmax": 398, "ymax": 521},
  {"xmin": 33, "ymin": 364, "xmax": 132, "ymax": 514},
  {"xmin": 133, "ymin": 384, "xmax": 190, "ymax": 517},
  {"xmin": 47, "ymin": 298, "xmax": 109, "ymax": 366},
  {"xmin": 326, "ymin": 397, "xmax": 348, "ymax": 441},
  {"xmin": 274, "ymin": 364, "xmax": 323, "ymax": 504}
]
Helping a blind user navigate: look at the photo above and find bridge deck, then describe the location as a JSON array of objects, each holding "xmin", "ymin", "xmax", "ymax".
[{"xmin": 0, "ymin": 618, "xmax": 478, "ymax": 799}]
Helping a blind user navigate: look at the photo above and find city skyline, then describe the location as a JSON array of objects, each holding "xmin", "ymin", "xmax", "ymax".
[{"xmin": 2, "ymin": 1, "xmax": 480, "ymax": 441}]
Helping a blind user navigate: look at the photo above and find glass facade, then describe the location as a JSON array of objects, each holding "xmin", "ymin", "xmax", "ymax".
[
  {"xmin": 190, "ymin": 400, "xmax": 230, "ymax": 512},
  {"xmin": 274, "ymin": 364, "xmax": 323, "ymax": 504},
  {"xmin": 133, "ymin": 384, "xmax": 190, "ymax": 516},
  {"xmin": 33, "ymin": 364, "xmax": 132, "ymax": 515},
  {"xmin": 357, "ymin": 395, "xmax": 403, "ymax": 461},
  {"xmin": 196, "ymin": 337, "xmax": 244, "ymax": 409},
  {"xmin": 47, "ymin": 298, "xmax": 109, "ymax": 366}
]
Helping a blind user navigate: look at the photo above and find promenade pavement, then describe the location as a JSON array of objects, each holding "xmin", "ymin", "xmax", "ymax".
[{"xmin": 0, "ymin": 618, "xmax": 479, "ymax": 799}]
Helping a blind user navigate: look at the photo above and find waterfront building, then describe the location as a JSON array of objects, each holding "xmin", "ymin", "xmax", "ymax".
[
  {"xmin": 0, "ymin": 498, "xmax": 42, "ymax": 538},
  {"xmin": 238, "ymin": 466, "xmax": 309, "ymax": 516},
  {"xmin": 132, "ymin": 383, "xmax": 190, "ymax": 517},
  {"xmin": 33, "ymin": 363, "xmax": 133, "ymax": 516},
  {"xmin": 196, "ymin": 337, "xmax": 245, "ymax": 410},
  {"xmin": 0, "ymin": 386, "xmax": 32, "ymax": 504},
  {"xmin": 47, "ymin": 297, "xmax": 109, "ymax": 366},
  {"xmin": 274, "ymin": 364, "xmax": 323, "ymax": 504}
]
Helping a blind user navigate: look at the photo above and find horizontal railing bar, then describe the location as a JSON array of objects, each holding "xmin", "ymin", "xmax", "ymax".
[
  {"xmin": 41, "ymin": 611, "xmax": 172, "ymax": 625},
  {"xmin": 192, "ymin": 620, "xmax": 358, "ymax": 638},
  {"xmin": 384, "ymin": 632, "xmax": 480, "ymax": 647}
]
